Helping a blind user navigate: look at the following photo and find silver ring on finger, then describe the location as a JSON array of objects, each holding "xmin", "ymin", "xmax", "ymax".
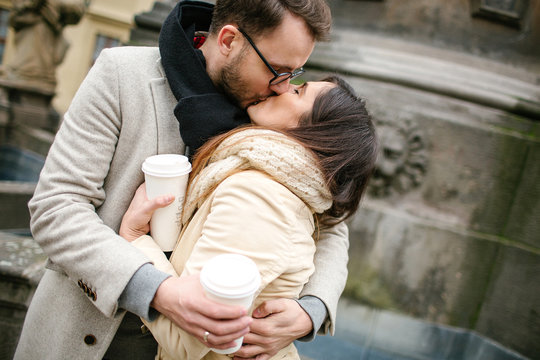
[{"xmin": 203, "ymin": 330, "xmax": 210, "ymax": 343}]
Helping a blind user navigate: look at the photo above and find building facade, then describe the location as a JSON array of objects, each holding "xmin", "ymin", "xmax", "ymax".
[{"xmin": 0, "ymin": 0, "xmax": 155, "ymax": 114}]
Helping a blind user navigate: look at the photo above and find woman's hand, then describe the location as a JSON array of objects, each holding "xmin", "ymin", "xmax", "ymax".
[{"xmin": 119, "ymin": 183, "xmax": 174, "ymax": 242}]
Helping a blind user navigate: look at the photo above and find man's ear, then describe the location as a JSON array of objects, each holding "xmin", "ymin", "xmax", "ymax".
[{"xmin": 216, "ymin": 25, "xmax": 241, "ymax": 56}]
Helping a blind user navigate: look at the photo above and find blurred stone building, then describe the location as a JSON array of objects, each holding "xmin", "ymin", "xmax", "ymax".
[
  {"xmin": 0, "ymin": 0, "xmax": 156, "ymax": 114},
  {"xmin": 309, "ymin": 0, "xmax": 539, "ymax": 358}
]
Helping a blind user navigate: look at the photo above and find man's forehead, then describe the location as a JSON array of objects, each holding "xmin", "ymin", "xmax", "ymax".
[{"xmin": 257, "ymin": 34, "xmax": 314, "ymax": 71}]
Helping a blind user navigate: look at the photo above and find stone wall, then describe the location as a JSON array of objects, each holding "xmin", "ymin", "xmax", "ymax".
[
  {"xmin": 308, "ymin": 1, "xmax": 539, "ymax": 357},
  {"xmin": 327, "ymin": 0, "xmax": 540, "ymax": 73},
  {"xmin": 0, "ymin": 232, "xmax": 46, "ymax": 360},
  {"xmin": 0, "ymin": 67, "xmax": 52, "ymax": 360}
]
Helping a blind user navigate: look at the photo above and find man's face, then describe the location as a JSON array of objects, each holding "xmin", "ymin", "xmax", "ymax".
[{"xmin": 216, "ymin": 13, "xmax": 315, "ymax": 109}]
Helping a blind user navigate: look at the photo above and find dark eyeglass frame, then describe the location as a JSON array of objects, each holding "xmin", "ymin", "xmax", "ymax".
[{"xmin": 237, "ymin": 27, "xmax": 305, "ymax": 86}]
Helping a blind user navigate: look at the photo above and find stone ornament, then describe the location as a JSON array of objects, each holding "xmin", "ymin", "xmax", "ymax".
[{"xmin": 368, "ymin": 118, "xmax": 428, "ymax": 197}]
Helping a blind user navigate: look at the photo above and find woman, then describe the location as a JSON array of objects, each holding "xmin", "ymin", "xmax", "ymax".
[{"xmin": 120, "ymin": 76, "xmax": 378, "ymax": 360}]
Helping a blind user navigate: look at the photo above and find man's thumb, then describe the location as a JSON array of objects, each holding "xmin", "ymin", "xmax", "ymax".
[{"xmin": 150, "ymin": 195, "xmax": 175, "ymax": 211}]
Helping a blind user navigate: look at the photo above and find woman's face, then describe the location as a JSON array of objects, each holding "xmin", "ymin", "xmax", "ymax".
[{"xmin": 247, "ymin": 81, "xmax": 334, "ymax": 129}]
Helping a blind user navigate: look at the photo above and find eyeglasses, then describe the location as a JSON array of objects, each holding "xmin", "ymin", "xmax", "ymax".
[{"xmin": 237, "ymin": 28, "xmax": 305, "ymax": 86}]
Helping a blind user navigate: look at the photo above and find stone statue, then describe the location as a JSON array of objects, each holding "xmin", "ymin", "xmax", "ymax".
[{"xmin": 3, "ymin": 0, "xmax": 89, "ymax": 91}]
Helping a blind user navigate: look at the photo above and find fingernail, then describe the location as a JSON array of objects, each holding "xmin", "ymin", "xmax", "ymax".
[{"xmin": 163, "ymin": 195, "xmax": 173, "ymax": 203}]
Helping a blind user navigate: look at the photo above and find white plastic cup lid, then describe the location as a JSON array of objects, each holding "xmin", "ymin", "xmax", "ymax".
[
  {"xmin": 200, "ymin": 254, "xmax": 261, "ymax": 299},
  {"xmin": 142, "ymin": 154, "xmax": 192, "ymax": 177}
]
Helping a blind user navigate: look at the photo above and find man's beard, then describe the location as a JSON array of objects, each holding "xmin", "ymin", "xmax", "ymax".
[{"xmin": 215, "ymin": 50, "xmax": 257, "ymax": 108}]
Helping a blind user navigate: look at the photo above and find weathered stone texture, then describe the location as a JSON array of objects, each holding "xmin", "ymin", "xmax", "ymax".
[
  {"xmin": 475, "ymin": 247, "xmax": 540, "ymax": 357},
  {"xmin": 0, "ymin": 232, "xmax": 46, "ymax": 360},
  {"xmin": 306, "ymin": 21, "xmax": 539, "ymax": 355},
  {"xmin": 503, "ymin": 142, "xmax": 540, "ymax": 248}
]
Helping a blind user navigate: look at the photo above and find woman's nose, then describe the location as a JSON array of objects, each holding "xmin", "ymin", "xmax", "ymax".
[{"xmin": 269, "ymin": 80, "xmax": 291, "ymax": 95}]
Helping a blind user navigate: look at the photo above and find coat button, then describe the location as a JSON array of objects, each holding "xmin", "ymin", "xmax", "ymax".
[{"xmin": 84, "ymin": 334, "xmax": 97, "ymax": 345}]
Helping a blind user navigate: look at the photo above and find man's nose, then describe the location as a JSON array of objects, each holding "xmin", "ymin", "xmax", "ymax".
[{"xmin": 269, "ymin": 80, "xmax": 291, "ymax": 95}]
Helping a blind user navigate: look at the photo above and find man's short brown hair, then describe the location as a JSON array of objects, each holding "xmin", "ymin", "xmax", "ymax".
[{"xmin": 209, "ymin": 0, "xmax": 331, "ymax": 41}]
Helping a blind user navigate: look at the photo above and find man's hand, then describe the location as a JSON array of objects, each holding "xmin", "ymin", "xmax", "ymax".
[
  {"xmin": 119, "ymin": 183, "xmax": 174, "ymax": 241},
  {"xmin": 151, "ymin": 274, "xmax": 253, "ymax": 349},
  {"xmin": 233, "ymin": 299, "xmax": 313, "ymax": 360}
]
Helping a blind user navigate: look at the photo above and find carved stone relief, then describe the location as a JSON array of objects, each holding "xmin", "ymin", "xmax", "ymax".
[{"xmin": 368, "ymin": 118, "xmax": 428, "ymax": 197}]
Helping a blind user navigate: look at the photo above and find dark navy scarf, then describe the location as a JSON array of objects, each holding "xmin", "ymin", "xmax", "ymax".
[{"xmin": 159, "ymin": 0, "xmax": 250, "ymax": 156}]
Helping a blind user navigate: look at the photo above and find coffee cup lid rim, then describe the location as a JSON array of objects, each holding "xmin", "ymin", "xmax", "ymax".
[
  {"xmin": 200, "ymin": 254, "xmax": 261, "ymax": 299},
  {"xmin": 142, "ymin": 154, "xmax": 191, "ymax": 177}
]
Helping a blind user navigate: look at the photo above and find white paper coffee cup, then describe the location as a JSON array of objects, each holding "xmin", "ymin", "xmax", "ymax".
[
  {"xmin": 142, "ymin": 154, "xmax": 191, "ymax": 251},
  {"xmin": 200, "ymin": 254, "xmax": 261, "ymax": 354}
]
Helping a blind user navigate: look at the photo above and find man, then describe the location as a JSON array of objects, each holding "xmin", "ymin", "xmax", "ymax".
[{"xmin": 14, "ymin": 1, "xmax": 349, "ymax": 359}]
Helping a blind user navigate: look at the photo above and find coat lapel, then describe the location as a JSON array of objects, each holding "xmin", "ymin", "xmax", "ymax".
[{"xmin": 149, "ymin": 57, "xmax": 185, "ymax": 155}]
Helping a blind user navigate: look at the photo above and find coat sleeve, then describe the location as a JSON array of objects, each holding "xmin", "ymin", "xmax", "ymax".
[
  {"xmin": 131, "ymin": 235, "xmax": 179, "ymax": 277},
  {"xmin": 141, "ymin": 171, "xmax": 316, "ymax": 359},
  {"xmin": 27, "ymin": 49, "xmax": 152, "ymax": 318},
  {"xmin": 299, "ymin": 221, "xmax": 349, "ymax": 335}
]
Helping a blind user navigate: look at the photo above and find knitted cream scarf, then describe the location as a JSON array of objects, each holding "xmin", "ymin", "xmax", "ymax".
[{"xmin": 182, "ymin": 128, "xmax": 332, "ymax": 225}]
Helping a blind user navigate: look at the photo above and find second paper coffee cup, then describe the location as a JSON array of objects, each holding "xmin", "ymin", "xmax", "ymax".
[
  {"xmin": 142, "ymin": 154, "xmax": 191, "ymax": 251},
  {"xmin": 200, "ymin": 253, "xmax": 261, "ymax": 354}
]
